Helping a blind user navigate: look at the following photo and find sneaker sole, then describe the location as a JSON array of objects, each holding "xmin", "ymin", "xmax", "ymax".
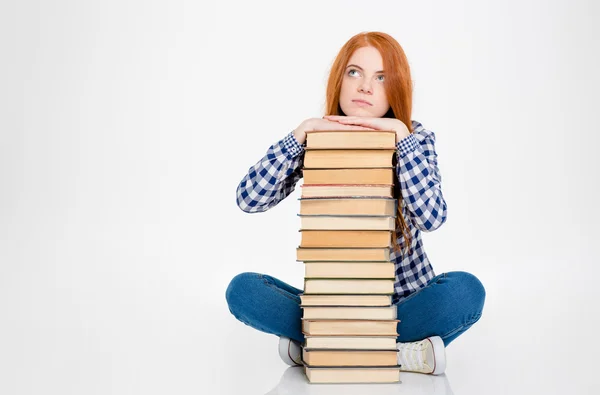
[
  {"xmin": 278, "ymin": 338, "xmax": 301, "ymax": 366},
  {"xmin": 428, "ymin": 336, "xmax": 446, "ymax": 375}
]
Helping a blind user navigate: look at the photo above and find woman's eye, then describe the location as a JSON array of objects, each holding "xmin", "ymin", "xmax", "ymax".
[{"xmin": 347, "ymin": 69, "xmax": 383, "ymax": 81}]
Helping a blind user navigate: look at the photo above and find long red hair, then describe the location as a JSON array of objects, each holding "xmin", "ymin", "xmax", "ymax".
[{"xmin": 324, "ymin": 31, "xmax": 414, "ymax": 258}]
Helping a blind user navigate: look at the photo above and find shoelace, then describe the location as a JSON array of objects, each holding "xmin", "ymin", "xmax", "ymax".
[{"xmin": 398, "ymin": 340, "xmax": 430, "ymax": 371}]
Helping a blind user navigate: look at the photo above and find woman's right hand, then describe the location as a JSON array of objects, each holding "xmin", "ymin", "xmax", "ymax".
[{"xmin": 293, "ymin": 117, "xmax": 376, "ymax": 145}]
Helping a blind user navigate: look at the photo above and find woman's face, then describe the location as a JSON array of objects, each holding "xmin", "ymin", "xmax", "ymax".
[{"xmin": 339, "ymin": 46, "xmax": 390, "ymax": 117}]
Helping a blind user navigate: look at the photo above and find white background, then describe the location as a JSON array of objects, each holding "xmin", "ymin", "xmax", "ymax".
[{"xmin": 1, "ymin": 0, "xmax": 599, "ymax": 394}]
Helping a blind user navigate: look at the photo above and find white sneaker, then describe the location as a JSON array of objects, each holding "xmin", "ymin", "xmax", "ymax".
[
  {"xmin": 278, "ymin": 336, "xmax": 302, "ymax": 366},
  {"xmin": 397, "ymin": 335, "xmax": 446, "ymax": 375}
]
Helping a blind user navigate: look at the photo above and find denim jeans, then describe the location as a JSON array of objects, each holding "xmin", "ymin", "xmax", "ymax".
[{"xmin": 225, "ymin": 271, "xmax": 485, "ymax": 347}]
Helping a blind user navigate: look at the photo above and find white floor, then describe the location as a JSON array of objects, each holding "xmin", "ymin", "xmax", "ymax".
[{"xmin": 264, "ymin": 366, "xmax": 455, "ymax": 395}]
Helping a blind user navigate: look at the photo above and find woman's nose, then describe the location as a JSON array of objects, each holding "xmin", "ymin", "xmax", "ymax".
[{"xmin": 359, "ymin": 83, "xmax": 372, "ymax": 94}]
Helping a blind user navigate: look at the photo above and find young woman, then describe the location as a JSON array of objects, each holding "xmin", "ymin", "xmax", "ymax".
[{"xmin": 226, "ymin": 31, "xmax": 486, "ymax": 375}]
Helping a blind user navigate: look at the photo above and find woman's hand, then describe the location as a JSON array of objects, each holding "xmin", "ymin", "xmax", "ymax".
[
  {"xmin": 323, "ymin": 115, "xmax": 410, "ymax": 143},
  {"xmin": 293, "ymin": 118, "xmax": 376, "ymax": 145}
]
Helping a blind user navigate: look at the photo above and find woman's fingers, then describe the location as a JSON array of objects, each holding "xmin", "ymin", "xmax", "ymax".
[
  {"xmin": 317, "ymin": 119, "xmax": 375, "ymax": 131},
  {"xmin": 330, "ymin": 122, "xmax": 373, "ymax": 130},
  {"xmin": 338, "ymin": 118, "xmax": 375, "ymax": 128},
  {"xmin": 348, "ymin": 125, "xmax": 376, "ymax": 130},
  {"xmin": 331, "ymin": 117, "xmax": 369, "ymax": 125}
]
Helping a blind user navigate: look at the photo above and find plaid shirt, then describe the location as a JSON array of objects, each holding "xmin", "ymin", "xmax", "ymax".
[{"xmin": 236, "ymin": 120, "xmax": 448, "ymax": 303}]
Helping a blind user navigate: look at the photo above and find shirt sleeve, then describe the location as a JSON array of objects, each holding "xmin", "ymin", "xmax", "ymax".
[
  {"xmin": 395, "ymin": 126, "xmax": 448, "ymax": 232},
  {"xmin": 236, "ymin": 130, "xmax": 306, "ymax": 213}
]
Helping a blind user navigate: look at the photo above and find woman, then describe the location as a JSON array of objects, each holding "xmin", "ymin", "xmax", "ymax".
[{"xmin": 226, "ymin": 31, "xmax": 486, "ymax": 375}]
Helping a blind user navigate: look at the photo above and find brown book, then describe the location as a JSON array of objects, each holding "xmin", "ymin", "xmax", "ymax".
[
  {"xmin": 299, "ymin": 215, "xmax": 395, "ymax": 231},
  {"xmin": 301, "ymin": 184, "xmax": 393, "ymax": 198},
  {"xmin": 305, "ymin": 130, "xmax": 396, "ymax": 149},
  {"xmin": 300, "ymin": 230, "xmax": 392, "ymax": 248},
  {"xmin": 302, "ymin": 319, "xmax": 400, "ymax": 336},
  {"xmin": 304, "ymin": 149, "xmax": 396, "ymax": 169},
  {"xmin": 299, "ymin": 294, "xmax": 392, "ymax": 307},
  {"xmin": 304, "ymin": 336, "xmax": 398, "ymax": 350},
  {"xmin": 304, "ymin": 168, "xmax": 394, "ymax": 185},
  {"xmin": 299, "ymin": 197, "xmax": 396, "ymax": 216},
  {"xmin": 303, "ymin": 349, "xmax": 398, "ymax": 367},
  {"xmin": 304, "ymin": 366, "xmax": 400, "ymax": 384},
  {"xmin": 304, "ymin": 279, "xmax": 394, "ymax": 294},
  {"xmin": 304, "ymin": 262, "xmax": 395, "ymax": 279},
  {"xmin": 304, "ymin": 336, "xmax": 397, "ymax": 350},
  {"xmin": 297, "ymin": 247, "xmax": 391, "ymax": 262},
  {"xmin": 302, "ymin": 306, "xmax": 397, "ymax": 320}
]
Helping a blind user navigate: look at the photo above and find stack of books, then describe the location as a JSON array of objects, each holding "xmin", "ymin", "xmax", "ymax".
[{"xmin": 296, "ymin": 129, "xmax": 402, "ymax": 384}]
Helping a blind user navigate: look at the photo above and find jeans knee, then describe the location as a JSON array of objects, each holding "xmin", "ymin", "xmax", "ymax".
[
  {"xmin": 225, "ymin": 272, "xmax": 260, "ymax": 315},
  {"xmin": 447, "ymin": 271, "xmax": 486, "ymax": 314}
]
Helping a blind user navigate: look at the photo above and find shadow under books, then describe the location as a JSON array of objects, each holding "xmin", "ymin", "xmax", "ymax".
[{"xmin": 264, "ymin": 366, "xmax": 455, "ymax": 395}]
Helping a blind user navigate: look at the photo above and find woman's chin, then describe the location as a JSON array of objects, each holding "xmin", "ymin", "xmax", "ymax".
[{"xmin": 344, "ymin": 109, "xmax": 374, "ymax": 117}]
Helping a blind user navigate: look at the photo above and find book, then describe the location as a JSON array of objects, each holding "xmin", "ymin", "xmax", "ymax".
[
  {"xmin": 305, "ymin": 130, "xmax": 396, "ymax": 149},
  {"xmin": 296, "ymin": 130, "xmax": 403, "ymax": 384},
  {"xmin": 304, "ymin": 336, "xmax": 398, "ymax": 350},
  {"xmin": 299, "ymin": 215, "xmax": 395, "ymax": 230},
  {"xmin": 302, "ymin": 306, "xmax": 397, "ymax": 320},
  {"xmin": 299, "ymin": 197, "xmax": 397, "ymax": 216},
  {"xmin": 299, "ymin": 294, "xmax": 392, "ymax": 306},
  {"xmin": 303, "ymin": 149, "xmax": 396, "ymax": 169},
  {"xmin": 304, "ymin": 366, "xmax": 400, "ymax": 384},
  {"xmin": 297, "ymin": 247, "xmax": 391, "ymax": 262},
  {"xmin": 303, "ymin": 349, "xmax": 398, "ymax": 367},
  {"xmin": 301, "ymin": 184, "xmax": 393, "ymax": 198},
  {"xmin": 303, "ymin": 168, "xmax": 394, "ymax": 185},
  {"xmin": 304, "ymin": 262, "xmax": 395, "ymax": 279},
  {"xmin": 300, "ymin": 230, "xmax": 392, "ymax": 248},
  {"xmin": 302, "ymin": 319, "xmax": 400, "ymax": 336},
  {"xmin": 304, "ymin": 279, "xmax": 395, "ymax": 294}
]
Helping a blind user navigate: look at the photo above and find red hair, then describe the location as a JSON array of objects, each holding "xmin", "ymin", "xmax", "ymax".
[{"xmin": 324, "ymin": 31, "xmax": 414, "ymax": 258}]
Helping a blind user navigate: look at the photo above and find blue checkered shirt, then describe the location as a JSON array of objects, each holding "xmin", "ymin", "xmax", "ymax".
[{"xmin": 236, "ymin": 120, "xmax": 448, "ymax": 303}]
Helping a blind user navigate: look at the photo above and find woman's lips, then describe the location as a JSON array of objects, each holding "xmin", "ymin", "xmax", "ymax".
[{"xmin": 352, "ymin": 99, "xmax": 372, "ymax": 106}]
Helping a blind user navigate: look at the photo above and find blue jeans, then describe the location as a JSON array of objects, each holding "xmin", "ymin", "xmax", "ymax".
[{"xmin": 225, "ymin": 271, "xmax": 485, "ymax": 347}]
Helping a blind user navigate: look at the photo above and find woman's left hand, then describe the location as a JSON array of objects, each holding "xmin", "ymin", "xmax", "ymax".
[{"xmin": 323, "ymin": 115, "xmax": 410, "ymax": 142}]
